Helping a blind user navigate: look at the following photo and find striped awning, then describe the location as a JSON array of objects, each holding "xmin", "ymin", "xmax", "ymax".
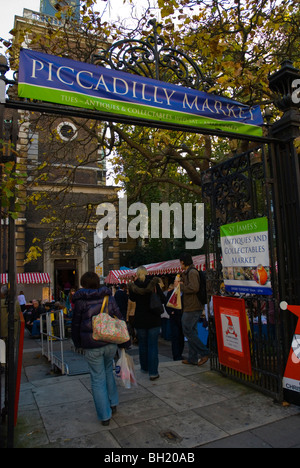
[
  {"xmin": 0, "ymin": 273, "xmax": 51, "ymax": 284},
  {"xmin": 105, "ymin": 270, "xmax": 130, "ymax": 284},
  {"xmin": 118, "ymin": 254, "xmax": 215, "ymax": 280},
  {"xmin": 105, "ymin": 254, "xmax": 216, "ymax": 284}
]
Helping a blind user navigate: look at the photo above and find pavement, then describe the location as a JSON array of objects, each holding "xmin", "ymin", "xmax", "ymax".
[{"xmin": 12, "ymin": 329, "xmax": 300, "ymax": 449}]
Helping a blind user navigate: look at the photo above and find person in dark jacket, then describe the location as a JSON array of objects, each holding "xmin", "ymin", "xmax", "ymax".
[
  {"xmin": 72, "ymin": 272, "xmax": 126, "ymax": 426},
  {"xmin": 128, "ymin": 266, "xmax": 166, "ymax": 381},
  {"xmin": 114, "ymin": 284, "xmax": 128, "ymax": 321},
  {"xmin": 25, "ymin": 299, "xmax": 44, "ymax": 337}
]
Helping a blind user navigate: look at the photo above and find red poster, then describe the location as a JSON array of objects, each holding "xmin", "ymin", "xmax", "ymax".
[
  {"xmin": 213, "ymin": 296, "xmax": 252, "ymax": 376},
  {"xmin": 280, "ymin": 302, "xmax": 300, "ymax": 404}
]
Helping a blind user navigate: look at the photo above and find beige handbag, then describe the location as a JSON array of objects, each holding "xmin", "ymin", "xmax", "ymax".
[{"xmin": 92, "ymin": 296, "xmax": 130, "ymax": 344}]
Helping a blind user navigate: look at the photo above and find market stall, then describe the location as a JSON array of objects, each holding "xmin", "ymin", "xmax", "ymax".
[
  {"xmin": 116, "ymin": 254, "xmax": 215, "ymax": 282},
  {"xmin": 104, "ymin": 267, "xmax": 132, "ymax": 285},
  {"xmin": 0, "ymin": 273, "xmax": 52, "ymax": 302}
]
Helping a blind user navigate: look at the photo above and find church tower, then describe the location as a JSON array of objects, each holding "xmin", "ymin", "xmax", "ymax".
[
  {"xmin": 40, "ymin": 0, "xmax": 80, "ymax": 21},
  {"xmin": 7, "ymin": 1, "xmax": 124, "ymax": 290}
]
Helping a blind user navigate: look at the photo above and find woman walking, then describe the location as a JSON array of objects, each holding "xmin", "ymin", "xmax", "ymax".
[
  {"xmin": 129, "ymin": 266, "xmax": 165, "ymax": 381},
  {"xmin": 72, "ymin": 272, "xmax": 127, "ymax": 426}
]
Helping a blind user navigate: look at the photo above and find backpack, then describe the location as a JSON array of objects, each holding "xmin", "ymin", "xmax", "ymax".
[
  {"xmin": 197, "ymin": 270, "xmax": 207, "ymax": 305},
  {"xmin": 187, "ymin": 267, "xmax": 207, "ymax": 306}
]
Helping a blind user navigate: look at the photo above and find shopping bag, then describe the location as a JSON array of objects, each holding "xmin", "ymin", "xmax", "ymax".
[
  {"xmin": 149, "ymin": 291, "xmax": 164, "ymax": 316},
  {"xmin": 166, "ymin": 286, "xmax": 182, "ymax": 310},
  {"xmin": 126, "ymin": 352, "xmax": 137, "ymax": 388},
  {"xmin": 115, "ymin": 349, "xmax": 137, "ymax": 389},
  {"xmin": 92, "ymin": 296, "xmax": 130, "ymax": 344}
]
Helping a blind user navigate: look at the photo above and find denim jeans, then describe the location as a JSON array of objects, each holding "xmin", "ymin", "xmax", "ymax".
[
  {"xmin": 136, "ymin": 327, "xmax": 160, "ymax": 377},
  {"xmin": 85, "ymin": 344, "xmax": 119, "ymax": 422},
  {"xmin": 181, "ymin": 311, "xmax": 209, "ymax": 364},
  {"xmin": 31, "ymin": 320, "xmax": 40, "ymax": 336}
]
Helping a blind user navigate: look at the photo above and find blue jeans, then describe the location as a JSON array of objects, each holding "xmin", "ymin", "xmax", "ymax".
[
  {"xmin": 136, "ymin": 327, "xmax": 160, "ymax": 377},
  {"xmin": 182, "ymin": 311, "xmax": 209, "ymax": 364},
  {"xmin": 31, "ymin": 320, "xmax": 40, "ymax": 336},
  {"xmin": 85, "ymin": 344, "xmax": 119, "ymax": 422}
]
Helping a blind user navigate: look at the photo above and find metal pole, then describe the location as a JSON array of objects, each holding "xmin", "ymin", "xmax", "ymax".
[
  {"xmin": 6, "ymin": 112, "xmax": 18, "ymax": 448},
  {"xmin": 0, "ymin": 54, "xmax": 19, "ymax": 447}
]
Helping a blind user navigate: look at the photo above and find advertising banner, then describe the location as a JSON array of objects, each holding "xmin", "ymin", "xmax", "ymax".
[
  {"xmin": 280, "ymin": 302, "xmax": 300, "ymax": 405},
  {"xmin": 213, "ymin": 296, "xmax": 252, "ymax": 376},
  {"xmin": 220, "ymin": 217, "xmax": 272, "ymax": 295},
  {"xmin": 18, "ymin": 49, "xmax": 263, "ymax": 137}
]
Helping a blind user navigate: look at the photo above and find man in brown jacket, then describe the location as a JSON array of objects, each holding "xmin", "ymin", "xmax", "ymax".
[{"xmin": 175, "ymin": 253, "xmax": 209, "ymax": 367}]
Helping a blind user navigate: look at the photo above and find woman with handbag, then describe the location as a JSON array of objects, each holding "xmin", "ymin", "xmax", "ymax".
[
  {"xmin": 71, "ymin": 272, "xmax": 128, "ymax": 426},
  {"xmin": 128, "ymin": 266, "xmax": 166, "ymax": 381}
]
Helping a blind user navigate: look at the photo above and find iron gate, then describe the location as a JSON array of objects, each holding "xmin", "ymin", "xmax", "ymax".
[
  {"xmin": 202, "ymin": 144, "xmax": 285, "ymax": 401},
  {"xmin": 0, "ymin": 15, "xmax": 298, "ymax": 446}
]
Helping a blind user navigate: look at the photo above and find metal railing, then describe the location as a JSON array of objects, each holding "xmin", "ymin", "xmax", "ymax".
[
  {"xmin": 40, "ymin": 310, "xmax": 67, "ymax": 375},
  {"xmin": 23, "ymin": 8, "xmax": 64, "ymax": 26}
]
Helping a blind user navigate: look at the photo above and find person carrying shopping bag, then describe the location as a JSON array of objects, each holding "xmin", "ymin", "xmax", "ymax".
[
  {"xmin": 174, "ymin": 253, "xmax": 210, "ymax": 367},
  {"xmin": 71, "ymin": 272, "xmax": 129, "ymax": 426}
]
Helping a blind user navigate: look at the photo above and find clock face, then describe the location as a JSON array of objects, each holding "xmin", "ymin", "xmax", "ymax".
[
  {"xmin": 292, "ymin": 335, "xmax": 300, "ymax": 360},
  {"xmin": 57, "ymin": 122, "xmax": 78, "ymax": 141}
]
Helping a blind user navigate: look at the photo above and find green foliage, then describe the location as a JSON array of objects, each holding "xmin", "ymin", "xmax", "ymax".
[
  {"xmin": 0, "ymin": 145, "xmax": 27, "ymax": 219},
  {"xmin": 5, "ymin": 0, "xmax": 299, "ymax": 263}
]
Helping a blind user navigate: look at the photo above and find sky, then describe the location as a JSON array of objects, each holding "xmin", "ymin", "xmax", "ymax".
[
  {"xmin": 0, "ymin": 0, "xmax": 44, "ymax": 49},
  {"xmin": 0, "ymin": 0, "xmax": 153, "ymax": 53},
  {"xmin": 0, "ymin": 0, "xmax": 156, "ymax": 186}
]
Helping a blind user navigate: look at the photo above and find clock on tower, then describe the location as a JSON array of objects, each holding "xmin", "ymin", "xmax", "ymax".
[{"xmin": 40, "ymin": 0, "xmax": 80, "ymax": 21}]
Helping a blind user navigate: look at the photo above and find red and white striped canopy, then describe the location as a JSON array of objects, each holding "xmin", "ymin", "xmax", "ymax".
[
  {"xmin": 104, "ymin": 270, "xmax": 129, "ymax": 284},
  {"xmin": 109, "ymin": 254, "xmax": 215, "ymax": 283},
  {"xmin": 0, "ymin": 273, "xmax": 51, "ymax": 285}
]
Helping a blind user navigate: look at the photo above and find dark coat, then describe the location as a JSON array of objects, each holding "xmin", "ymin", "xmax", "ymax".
[
  {"xmin": 25, "ymin": 305, "xmax": 44, "ymax": 324},
  {"xmin": 114, "ymin": 289, "xmax": 128, "ymax": 320},
  {"xmin": 71, "ymin": 286, "xmax": 124, "ymax": 349},
  {"xmin": 129, "ymin": 278, "xmax": 166, "ymax": 330}
]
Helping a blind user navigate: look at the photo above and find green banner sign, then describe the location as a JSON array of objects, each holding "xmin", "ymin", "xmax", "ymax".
[
  {"xmin": 18, "ymin": 49, "xmax": 264, "ymax": 137},
  {"xmin": 220, "ymin": 217, "xmax": 272, "ymax": 295}
]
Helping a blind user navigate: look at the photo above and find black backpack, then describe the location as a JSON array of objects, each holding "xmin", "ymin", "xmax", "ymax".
[{"xmin": 197, "ymin": 270, "xmax": 207, "ymax": 305}]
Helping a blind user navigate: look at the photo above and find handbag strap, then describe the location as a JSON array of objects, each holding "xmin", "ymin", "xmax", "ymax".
[{"xmin": 100, "ymin": 295, "xmax": 109, "ymax": 314}]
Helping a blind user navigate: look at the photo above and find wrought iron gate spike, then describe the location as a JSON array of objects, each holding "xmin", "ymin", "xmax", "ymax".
[{"xmin": 92, "ymin": 20, "xmax": 213, "ymax": 91}]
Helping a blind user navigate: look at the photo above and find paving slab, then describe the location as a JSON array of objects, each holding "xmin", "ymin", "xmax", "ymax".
[
  {"xmin": 111, "ymin": 410, "xmax": 228, "ymax": 449},
  {"xmin": 11, "ymin": 335, "xmax": 300, "ymax": 449},
  {"xmin": 195, "ymin": 391, "xmax": 299, "ymax": 436},
  {"xmin": 251, "ymin": 414, "xmax": 300, "ymax": 448},
  {"xmin": 39, "ymin": 398, "xmax": 115, "ymax": 443},
  {"xmin": 32, "ymin": 379, "xmax": 92, "ymax": 408},
  {"xmin": 110, "ymin": 395, "xmax": 176, "ymax": 427},
  {"xmin": 148, "ymin": 379, "xmax": 228, "ymax": 412},
  {"xmin": 201, "ymin": 432, "xmax": 272, "ymax": 448}
]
